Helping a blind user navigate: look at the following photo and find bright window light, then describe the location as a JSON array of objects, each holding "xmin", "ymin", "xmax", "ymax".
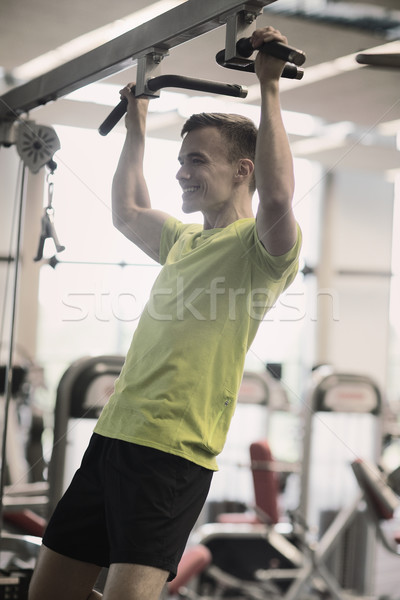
[
  {"xmin": 378, "ymin": 119, "xmax": 400, "ymax": 137},
  {"xmin": 290, "ymin": 121, "xmax": 355, "ymax": 155}
]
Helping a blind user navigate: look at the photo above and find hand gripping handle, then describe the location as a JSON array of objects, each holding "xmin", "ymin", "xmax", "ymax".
[{"xmin": 236, "ymin": 37, "xmax": 306, "ymax": 66}]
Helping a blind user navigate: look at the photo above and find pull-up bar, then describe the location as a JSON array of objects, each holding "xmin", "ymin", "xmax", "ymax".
[
  {"xmin": 99, "ymin": 34, "xmax": 305, "ymax": 136},
  {"xmin": 98, "ymin": 59, "xmax": 304, "ymax": 137},
  {"xmin": 99, "ymin": 77, "xmax": 248, "ymax": 136},
  {"xmin": 0, "ymin": 0, "xmax": 276, "ymax": 123}
]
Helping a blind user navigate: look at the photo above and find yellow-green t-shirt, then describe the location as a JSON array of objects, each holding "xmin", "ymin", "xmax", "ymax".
[{"xmin": 94, "ymin": 217, "xmax": 302, "ymax": 470}]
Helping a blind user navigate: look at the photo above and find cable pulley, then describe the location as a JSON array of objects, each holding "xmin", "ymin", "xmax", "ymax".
[{"xmin": 16, "ymin": 121, "xmax": 60, "ymax": 174}]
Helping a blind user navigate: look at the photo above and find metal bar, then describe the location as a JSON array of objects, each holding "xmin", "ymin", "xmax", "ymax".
[
  {"xmin": 0, "ymin": 164, "xmax": 27, "ymax": 546},
  {"xmin": 224, "ymin": 10, "xmax": 257, "ymax": 62},
  {"xmin": 0, "ymin": 0, "xmax": 274, "ymax": 123},
  {"xmin": 98, "ymin": 75, "xmax": 248, "ymax": 136},
  {"xmin": 315, "ymin": 492, "xmax": 363, "ymax": 561}
]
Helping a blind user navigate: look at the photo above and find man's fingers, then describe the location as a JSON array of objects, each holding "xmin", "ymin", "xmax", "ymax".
[
  {"xmin": 251, "ymin": 27, "xmax": 288, "ymax": 49},
  {"xmin": 120, "ymin": 83, "xmax": 136, "ymax": 100}
]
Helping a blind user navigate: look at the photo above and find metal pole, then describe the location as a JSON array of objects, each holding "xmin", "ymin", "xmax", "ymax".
[{"xmin": 0, "ymin": 163, "xmax": 27, "ymax": 546}]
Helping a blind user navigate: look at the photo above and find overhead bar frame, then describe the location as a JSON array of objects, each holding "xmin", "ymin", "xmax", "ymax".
[{"xmin": 0, "ymin": 0, "xmax": 274, "ymax": 123}]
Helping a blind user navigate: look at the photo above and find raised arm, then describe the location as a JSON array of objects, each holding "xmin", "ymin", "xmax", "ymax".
[
  {"xmin": 252, "ymin": 27, "xmax": 298, "ymax": 256},
  {"xmin": 112, "ymin": 85, "xmax": 171, "ymax": 262}
]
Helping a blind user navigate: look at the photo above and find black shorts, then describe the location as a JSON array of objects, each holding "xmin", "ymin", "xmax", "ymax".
[{"xmin": 43, "ymin": 433, "xmax": 213, "ymax": 580}]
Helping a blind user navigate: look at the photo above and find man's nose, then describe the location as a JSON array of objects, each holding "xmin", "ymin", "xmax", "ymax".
[{"xmin": 176, "ymin": 164, "xmax": 190, "ymax": 180}]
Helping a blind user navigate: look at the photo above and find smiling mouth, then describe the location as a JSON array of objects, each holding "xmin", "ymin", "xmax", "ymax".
[{"xmin": 182, "ymin": 186, "xmax": 200, "ymax": 194}]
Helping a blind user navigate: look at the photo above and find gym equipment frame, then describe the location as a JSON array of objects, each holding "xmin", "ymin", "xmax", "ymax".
[
  {"xmin": 0, "ymin": 0, "xmax": 294, "ymax": 125},
  {"xmin": 193, "ymin": 368, "xmax": 386, "ymax": 600}
]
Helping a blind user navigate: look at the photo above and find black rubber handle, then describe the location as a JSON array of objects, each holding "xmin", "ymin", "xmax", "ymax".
[
  {"xmin": 356, "ymin": 52, "xmax": 400, "ymax": 69},
  {"xmin": 146, "ymin": 75, "xmax": 247, "ymax": 97},
  {"xmin": 98, "ymin": 76, "xmax": 248, "ymax": 136},
  {"xmin": 99, "ymin": 97, "xmax": 128, "ymax": 136},
  {"xmin": 236, "ymin": 37, "xmax": 306, "ymax": 66},
  {"xmin": 281, "ymin": 63, "xmax": 304, "ymax": 80},
  {"xmin": 215, "ymin": 49, "xmax": 304, "ymax": 79}
]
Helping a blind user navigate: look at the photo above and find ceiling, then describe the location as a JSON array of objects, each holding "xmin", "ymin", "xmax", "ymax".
[{"xmin": 0, "ymin": 0, "xmax": 399, "ymax": 172}]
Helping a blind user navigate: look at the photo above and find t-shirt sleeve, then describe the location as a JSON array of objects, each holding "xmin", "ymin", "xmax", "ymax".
[
  {"xmin": 237, "ymin": 220, "xmax": 302, "ymax": 289},
  {"xmin": 159, "ymin": 217, "xmax": 194, "ymax": 265}
]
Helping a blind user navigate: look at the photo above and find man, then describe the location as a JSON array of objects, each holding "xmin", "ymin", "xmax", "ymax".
[{"xmin": 29, "ymin": 26, "xmax": 301, "ymax": 600}]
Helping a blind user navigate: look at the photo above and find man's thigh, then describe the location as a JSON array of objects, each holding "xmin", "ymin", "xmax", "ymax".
[
  {"xmin": 103, "ymin": 563, "xmax": 168, "ymax": 600},
  {"xmin": 28, "ymin": 545, "xmax": 102, "ymax": 600}
]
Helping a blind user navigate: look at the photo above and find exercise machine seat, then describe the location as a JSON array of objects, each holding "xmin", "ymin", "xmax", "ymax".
[
  {"xmin": 352, "ymin": 458, "xmax": 400, "ymax": 555},
  {"xmin": 217, "ymin": 439, "xmax": 280, "ymax": 525},
  {"xmin": 167, "ymin": 545, "xmax": 212, "ymax": 595},
  {"xmin": 250, "ymin": 440, "xmax": 280, "ymax": 524}
]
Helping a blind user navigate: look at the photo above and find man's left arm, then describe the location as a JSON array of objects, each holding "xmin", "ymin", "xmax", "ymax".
[{"xmin": 252, "ymin": 27, "xmax": 298, "ymax": 257}]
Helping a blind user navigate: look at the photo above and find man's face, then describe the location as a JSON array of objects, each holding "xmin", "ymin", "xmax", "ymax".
[{"xmin": 176, "ymin": 127, "xmax": 237, "ymax": 215}]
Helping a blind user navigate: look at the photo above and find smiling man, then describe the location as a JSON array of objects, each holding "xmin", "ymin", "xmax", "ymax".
[
  {"xmin": 177, "ymin": 121, "xmax": 255, "ymax": 225},
  {"xmin": 29, "ymin": 26, "xmax": 302, "ymax": 600}
]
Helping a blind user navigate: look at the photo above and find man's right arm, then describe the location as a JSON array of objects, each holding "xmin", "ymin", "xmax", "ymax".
[{"xmin": 112, "ymin": 85, "xmax": 171, "ymax": 262}]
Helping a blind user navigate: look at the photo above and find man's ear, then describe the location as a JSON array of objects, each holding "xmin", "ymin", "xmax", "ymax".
[{"xmin": 234, "ymin": 158, "xmax": 255, "ymax": 183}]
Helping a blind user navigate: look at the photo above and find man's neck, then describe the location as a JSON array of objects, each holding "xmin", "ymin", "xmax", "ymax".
[{"xmin": 202, "ymin": 200, "xmax": 254, "ymax": 230}]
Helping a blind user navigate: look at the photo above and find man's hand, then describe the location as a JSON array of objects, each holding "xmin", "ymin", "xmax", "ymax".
[
  {"xmin": 251, "ymin": 27, "xmax": 288, "ymax": 83},
  {"xmin": 119, "ymin": 83, "xmax": 150, "ymax": 136}
]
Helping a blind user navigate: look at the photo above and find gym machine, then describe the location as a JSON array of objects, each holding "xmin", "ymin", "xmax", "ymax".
[
  {"xmin": 291, "ymin": 366, "xmax": 384, "ymax": 597},
  {"xmin": 190, "ymin": 366, "xmax": 388, "ymax": 600},
  {"xmin": 47, "ymin": 355, "xmax": 125, "ymax": 515}
]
